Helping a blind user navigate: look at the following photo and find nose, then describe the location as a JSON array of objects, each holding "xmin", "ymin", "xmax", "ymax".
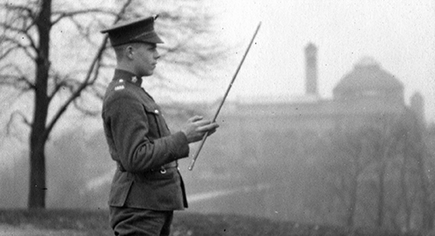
[{"xmin": 155, "ymin": 50, "xmax": 160, "ymax": 60}]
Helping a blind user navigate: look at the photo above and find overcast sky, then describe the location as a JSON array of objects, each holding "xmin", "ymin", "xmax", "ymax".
[{"xmin": 201, "ymin": 0, "xmax": 435, "ymax": 122}]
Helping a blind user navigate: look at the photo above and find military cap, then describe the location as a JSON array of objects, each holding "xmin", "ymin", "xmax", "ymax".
[{"xmin": 101, "ymin": 15, "xmax": 164, "ymax": 46}]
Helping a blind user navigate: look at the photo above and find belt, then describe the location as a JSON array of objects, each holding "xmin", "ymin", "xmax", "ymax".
[
  {"xmin": 116, "ymin": 161, "xmax": 178, "ymax": 173},
  {"xmin": 152, "ymin": 161, "xmax": 178, "ymax": 174}
]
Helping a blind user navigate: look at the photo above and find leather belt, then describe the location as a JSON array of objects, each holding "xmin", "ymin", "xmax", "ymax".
[
  {"xmin": 116, "ymin": 161, "xmax": 178, "ymax": 173},
  {"xmin": 153, "ymin": 161, "xmax": 178, "ymax": 174}
]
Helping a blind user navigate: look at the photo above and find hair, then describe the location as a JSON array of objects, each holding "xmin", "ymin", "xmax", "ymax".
[{"xmin": 113, "ymin": 44, "xmax": 130, "ymax": 61}]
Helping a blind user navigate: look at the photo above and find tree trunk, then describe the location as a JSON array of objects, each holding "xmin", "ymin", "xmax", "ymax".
[
  {"xmin": 376, "ymin": 162, "xmax": 386, "ymax": 227},
  {"xmin": 346, "ymin": 176, "xmax": 358, "ymax": 227},
  {"xmin": 411, "ymin": 115, "xmax": 434, "ymax": 230},
  {"xmin": 400, "ymin": 146, "xmax": 412, "ymax": 231},
  {"xmin": 28, "ymin": 0, "xmax": 51, "ymax": 209},
  {"xmin": 417, "ymin": 149, "xmax": 434, "ymax": 230},
  {"xmin": 28, "ymin": 136, "xmax": 47, "ymax": 208}
]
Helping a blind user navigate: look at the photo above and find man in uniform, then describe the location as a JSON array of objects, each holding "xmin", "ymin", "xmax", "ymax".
[{"xmin": 101, "ymin": 15, "xmax": 219, "ymax": 235}]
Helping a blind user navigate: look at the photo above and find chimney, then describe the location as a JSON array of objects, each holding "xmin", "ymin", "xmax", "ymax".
[{"xmin": 305, "ymin": 43, "xmax": 318, "ymax": 96}]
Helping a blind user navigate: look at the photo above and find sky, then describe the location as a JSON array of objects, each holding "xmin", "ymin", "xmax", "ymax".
[{"xmin": 191, "ymin": 0, "xmax": 435, "ymax": 122}]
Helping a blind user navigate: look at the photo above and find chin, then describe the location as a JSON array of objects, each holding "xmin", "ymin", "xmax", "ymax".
[{"xmin": 140, "ymin": 71, "xmax": 153, "ymax": 77}]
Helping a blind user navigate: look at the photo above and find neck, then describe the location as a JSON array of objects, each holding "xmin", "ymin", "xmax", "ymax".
[{"xmin": 116, "ymin": 61, "xmax": 138, "ymax": 76}]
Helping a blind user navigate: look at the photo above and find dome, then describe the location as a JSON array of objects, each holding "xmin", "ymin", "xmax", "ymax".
[{"xmin": 333, "ymin": 57, "xmax": 404, "ymax": 97}]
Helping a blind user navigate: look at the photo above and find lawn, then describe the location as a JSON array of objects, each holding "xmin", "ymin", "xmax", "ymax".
[{"xmin": 0, "ymin": 209, "xmax": 422, "ymax": 236}]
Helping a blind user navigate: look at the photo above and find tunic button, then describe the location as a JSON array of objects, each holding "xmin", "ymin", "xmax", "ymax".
[{"xmin": 154, "ymin": 109, "xmax": 159, "ymax": 114}]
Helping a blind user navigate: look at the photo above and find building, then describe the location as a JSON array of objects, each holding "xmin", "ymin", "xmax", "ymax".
[
  {"xmin": 164, "ymin": 43, "xmax": 429, "ymax": 222},
  {"xmin": 191, "ymin": 42, "xmax": 425, "ymax": 177}
]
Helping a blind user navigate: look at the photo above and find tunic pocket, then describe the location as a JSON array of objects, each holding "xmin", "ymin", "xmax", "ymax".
[
  {"xmin": 143, "ymin": 105, "xmax": 162, "ymax": 138},
  {"xmin": 143, "ymin": 104, "xmax": 170, "ymax": 137}
]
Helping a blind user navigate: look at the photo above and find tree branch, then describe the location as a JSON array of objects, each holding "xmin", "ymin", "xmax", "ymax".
[
  {"xmin": 1, "ymin": 3, "xmax": 34, "ymax": 13},
  {"xmin": 0, "ymin": 35, "xmax": 36, "ymax": 60},
  {"xmin": 6, "ymin": 110, "xmax": 32, "ymax": 135},
  {"xmin": 51, "ymin": 8, "xmax": 117, "ymax": 25},
  {"xmin": 73, "ymin": 98, "xmax": 100, "ymax": 116},
  {"xmin": 0, "ymin": 20, "xmax": 39, "ymax": 56},
  {"xmin": 44, "ymin": 0, "xmax": 133, "ymax": 136},
  {"xmin": 0, "ymin": 64, "xmax": 35, "ymax": 90}
]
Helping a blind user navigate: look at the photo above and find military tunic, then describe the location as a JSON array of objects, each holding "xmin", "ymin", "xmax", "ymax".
[{"xmin": 102, "ymin": 69, "xmax": 189, "ymax": 211}]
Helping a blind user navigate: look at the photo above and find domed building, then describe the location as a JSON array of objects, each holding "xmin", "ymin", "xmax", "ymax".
[
  {"xmin": 333, "ymin": 57, "xmax": 404, "ymax": 103},
  {"xmin": 212, "ymin": 44, "xmax": 420, "ymax": 138},
  {"xmin": 190, "ymin": 43, "xmax": 426, "ymax": 165},
  {"xmin": 331, "ymin": 56, "xmax": 409, "ymax": 129},
  {"xmin": 185, "ymin": 42, "xmax": 426, "ymax": 172},
  {"xmin": 166, "ymin": 42, "xmax": 427, "ymax": 220}
]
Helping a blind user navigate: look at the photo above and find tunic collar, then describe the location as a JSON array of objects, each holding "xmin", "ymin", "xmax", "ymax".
[{"xmin": 113, "ymin": 69, "xmax": 143, "ymax": 87}]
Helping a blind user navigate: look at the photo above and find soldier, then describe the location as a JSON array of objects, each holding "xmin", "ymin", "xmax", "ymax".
[{"xmin": 101, "ymin": 15, "xmax": 219, "ymax": 235}]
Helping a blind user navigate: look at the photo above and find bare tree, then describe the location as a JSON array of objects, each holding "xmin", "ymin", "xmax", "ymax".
[
  {"xmin": 0, "ymin": 0, "xmax": 135, "ymax": 209},
  {"xmin": 325, "ymin": 126, "xmax": 374, "ymax": 227},
  {"xmin": 377, "ymin": 111, "xmax": 435, "ymax": 232},
  {"xmin": 0, "ymin": 0, "xmax": 226, "ymax": 209},
  {"xmin": 104, "ymin": 0, "xmax": 228, "ymax": 95},
  {"xmin": 400, "ymin": 110, "xmax": 435, "ymax": 231}
]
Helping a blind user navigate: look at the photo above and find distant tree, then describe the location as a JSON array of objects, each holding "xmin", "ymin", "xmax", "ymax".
[
  {"xmin": 399, "ymin": 110, "xmax": 435, "ymax": 231},
  {"xmin": 371, "ymin": 111, "xmax": 435, "ymax": 232},
  {"xmin": 325, "ymin": 126, "xmax": 375, "ymax": 227},
  {"xmin": 0, "ymin": 0, "xmax": 226, "ymax": 209},
  {"xmin": 360, "ymin": 116, "xmax": 407, "ymax": 228},
  {"xmin": 320, "ymin": 112, "xmax": 435, "ymax": 231}
]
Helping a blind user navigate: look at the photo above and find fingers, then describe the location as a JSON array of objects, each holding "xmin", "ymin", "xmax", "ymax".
[
  {"xmin": 206, "ymin": 128, "xmax": 217, "ymax": 136},
  {"xmin": 197, "ymin": 122, "xmax": 219, "ymax": 132},
  {"xmin": 183, "ymin": 116, "xmax": 219, "ymax": 143},
  {"xmin": 194, "ymin": 120, "xmax": 212, "ymax": 127},
  {"xmin": 188, "ymin": 116, "xmax": 215, "ymax": 127},
  {"xmin": 188, "ymin": 115, "xmax": 203, "ymax": 123}
]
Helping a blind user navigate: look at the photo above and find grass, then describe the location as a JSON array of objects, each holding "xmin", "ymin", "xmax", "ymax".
[{"xmin": 0, "ymin": 209, "xmax": 422, "ymax": 236}]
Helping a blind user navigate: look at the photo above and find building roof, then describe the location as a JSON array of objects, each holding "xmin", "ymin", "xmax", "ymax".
[{"xmin": 333, "ymin": 57, "xmax": 403, "ymax": 94}]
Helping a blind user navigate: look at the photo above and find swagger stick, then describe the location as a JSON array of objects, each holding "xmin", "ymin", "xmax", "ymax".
[{"xmin": 189, "ymin": 22, "xmax": 262, "ymax": 171}]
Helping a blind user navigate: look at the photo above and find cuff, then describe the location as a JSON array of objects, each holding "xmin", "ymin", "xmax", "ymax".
[{"xmin": 171, "ymin": 131, "xmax": 190, "ymax": 159}]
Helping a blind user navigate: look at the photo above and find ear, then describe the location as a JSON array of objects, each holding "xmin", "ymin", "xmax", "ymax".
[{"xmin": 125, "ymin": 45, "xmax": 135, "ymax": 60}]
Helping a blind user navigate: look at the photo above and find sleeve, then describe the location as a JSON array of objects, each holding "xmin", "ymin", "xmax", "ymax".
[{"xmin": 106, "ymin": 93, "xmax": 189, "ymax": 173}]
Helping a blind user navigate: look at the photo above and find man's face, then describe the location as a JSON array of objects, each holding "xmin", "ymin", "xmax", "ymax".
[{"xmin": 132, "ymin": 43, "xmax": 159, "ymax": 77}]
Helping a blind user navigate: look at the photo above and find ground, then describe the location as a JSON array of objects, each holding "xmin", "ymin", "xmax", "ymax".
[{"xmin": 0, "ymin": 209, "xmax": 423, "ymax": 236}]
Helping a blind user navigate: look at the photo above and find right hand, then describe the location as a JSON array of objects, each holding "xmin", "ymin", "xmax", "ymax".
[{"xmin": 181, "ymin": 116, "xmax": 219, "ymax": 143}]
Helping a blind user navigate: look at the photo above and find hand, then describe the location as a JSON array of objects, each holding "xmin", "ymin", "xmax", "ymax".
[{"xmin": 181, "ymin": 116, "xmax": 219, "ymax": 143}]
